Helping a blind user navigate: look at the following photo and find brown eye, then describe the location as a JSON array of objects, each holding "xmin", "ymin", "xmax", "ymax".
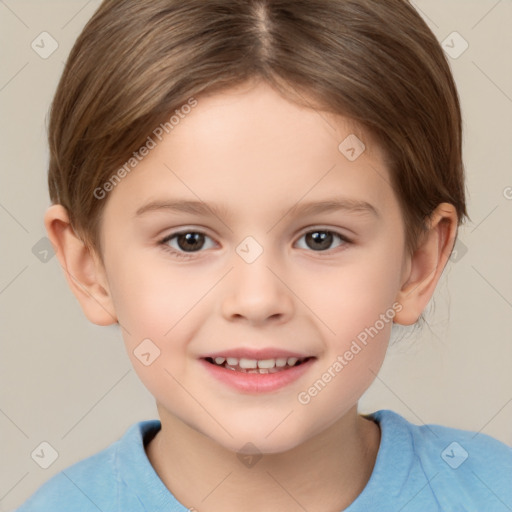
[
  {"xmin": 175, "ymin": 232, "xmax": 206, "ymax": 252},
  {"xmin": 159, "ymin": 230, "xmax": 216, "ymax": 259},
  {"xmin": 296, "ymin": 230, "xmax": 351, "ymax": 252}
]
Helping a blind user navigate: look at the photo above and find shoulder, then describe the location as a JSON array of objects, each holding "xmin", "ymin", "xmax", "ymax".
[
  {"xmin": 372, "ymin": 409, "xmax": 512, "ymax": 510},
  {"xmin": 14, "ymin": 420, "xmax": 161, "ymax": 512},
  {"xmin": 14, "ymin": 443, "xmax": 120, "ymax": 512}
]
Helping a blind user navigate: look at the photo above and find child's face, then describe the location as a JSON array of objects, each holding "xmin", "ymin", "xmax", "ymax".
[{"xmin": 98, "ymin": 80, "xmax": 410, "ymax": 453}]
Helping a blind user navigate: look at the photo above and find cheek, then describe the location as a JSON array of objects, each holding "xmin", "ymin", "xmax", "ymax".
[
  {"xmin": 295, "ymin": 248, "xmax": 401, "ymax": 400},
  {"xmin": 296, "ymin": 278, "xmax": 396, "ymax": 425},
  {"xmin": 109, "ymin": 260, "xmax": 201, "ymax": 410},
  {"xmin": 107, "ymin": 253, "xmax": 206, "ymax": 336},
  {"xmin": 107, "ymin": 256, "xmax": 213, "ymax": 383},
  {"xmin": 305, "ymin": 251, "xmax": 401, "ymax": 339}
]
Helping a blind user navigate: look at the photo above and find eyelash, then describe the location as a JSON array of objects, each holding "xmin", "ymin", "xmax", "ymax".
[{"xmin": 158, "ymin": 228, "xmax": 353, "ymax": 260}]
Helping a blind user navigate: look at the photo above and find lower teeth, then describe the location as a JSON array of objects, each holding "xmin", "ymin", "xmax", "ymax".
[{"xmin": 225, "ymin": 366, "xmax": 283, "ymax": 374}]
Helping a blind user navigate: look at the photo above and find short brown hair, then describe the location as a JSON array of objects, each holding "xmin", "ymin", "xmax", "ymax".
[{"xmin": 48, "ymin": 0, "xmax": 469, "ymax": 260}]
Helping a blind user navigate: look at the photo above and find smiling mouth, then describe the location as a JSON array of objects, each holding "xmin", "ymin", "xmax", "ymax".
[{"xmin": 203, "ymin": 356, "xmax": 313, "ymax": 374}]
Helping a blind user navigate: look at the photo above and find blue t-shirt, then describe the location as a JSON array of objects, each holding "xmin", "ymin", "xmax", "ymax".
[{"xmin": 14, "ymin": 409, "xmax": 512, "ymax": 511}]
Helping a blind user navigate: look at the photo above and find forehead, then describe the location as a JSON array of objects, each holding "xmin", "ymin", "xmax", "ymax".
[{"xmin": 102, "ymin": 81, "xmax": 398, "ymax": 227}]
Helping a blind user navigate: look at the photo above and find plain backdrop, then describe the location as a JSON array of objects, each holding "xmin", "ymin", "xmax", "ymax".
[{"xmin": 1, "ymin": 0, "xmax": 511, "ymax": 510}]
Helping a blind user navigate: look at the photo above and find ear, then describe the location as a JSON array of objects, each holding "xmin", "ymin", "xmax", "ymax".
[
  {"xmin": 394, "ymin": 202, "xmax": 458, "ymax": 326},
  {"xmin": 44, "ymin": 204, "xmax": 118, "ymax": 326}
]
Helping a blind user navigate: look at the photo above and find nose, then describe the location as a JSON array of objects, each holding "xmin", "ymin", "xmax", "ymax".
[{"xmin": 220, "ymin": 249, "xmax": 294, "ymax": 326}]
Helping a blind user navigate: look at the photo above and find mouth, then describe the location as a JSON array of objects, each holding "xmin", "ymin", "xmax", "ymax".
[
  {"xmin": 203, "ymin": 355, "xmax": 313, "ymax": 374},
  {"xmin": 200, "ymin": 350, "xmax": 317, "ymax": 393}
]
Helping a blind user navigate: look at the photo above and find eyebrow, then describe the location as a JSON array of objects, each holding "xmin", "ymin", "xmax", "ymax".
[{"xmin": 134, "ymin": 197, "xmax": 380, "ymax": 220}]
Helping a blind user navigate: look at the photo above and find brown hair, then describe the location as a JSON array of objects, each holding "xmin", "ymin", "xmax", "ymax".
[{"xmin": 48, "ymin": 0, "xmax": 469, "ymax": 262}]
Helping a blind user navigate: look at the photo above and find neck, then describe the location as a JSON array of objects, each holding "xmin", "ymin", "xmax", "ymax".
[{"xmin": 145, "ymin": 405, "xmax": 381, "ymax": 512}]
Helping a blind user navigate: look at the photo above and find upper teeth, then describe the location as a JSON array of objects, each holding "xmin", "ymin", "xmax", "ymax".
[{"xmin": 213, "ymin": 357, "xmax": 301, "ymax": 369}]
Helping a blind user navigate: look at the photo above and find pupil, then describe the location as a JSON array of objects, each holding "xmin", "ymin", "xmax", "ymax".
[
  {"xmin": 178, "ymin": 233, "xmax": 204, "ymax": 251},
  {"xmin": 307, "ymin": 231, "xmax": 332, "ymax": 250}
]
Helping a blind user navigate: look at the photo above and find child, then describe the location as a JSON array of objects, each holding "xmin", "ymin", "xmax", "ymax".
[{"xmin": 16, "ymin": 0, "xmax": 512, "ymax": 510}]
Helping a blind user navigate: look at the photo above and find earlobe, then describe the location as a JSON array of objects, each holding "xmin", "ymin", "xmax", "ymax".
[
  {"xmin": 394, "ymin": 203, "xmax": 458, "ymax": 326},
  {"xmin": 44, "ymin": 204, "xmax": 118, "ymax": 326}
]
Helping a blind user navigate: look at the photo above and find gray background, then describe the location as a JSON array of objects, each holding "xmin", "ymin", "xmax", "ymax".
[{"xmin": 1, "ymin": 0, "xmax": 511, "ymax": 509}]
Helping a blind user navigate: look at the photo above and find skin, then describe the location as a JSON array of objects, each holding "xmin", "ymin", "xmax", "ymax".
[{"xmin": 45, "ymin": 79, "xmax": 458, "ymax": 511}]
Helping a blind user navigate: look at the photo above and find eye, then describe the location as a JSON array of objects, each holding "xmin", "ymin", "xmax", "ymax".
[
  {"xmin": 159, "ymin": 230, "xmax": 216, "ymax": 259},
  {"xmin": 295, "ymin": 229, "xmax": 351, "ymax": 253}
]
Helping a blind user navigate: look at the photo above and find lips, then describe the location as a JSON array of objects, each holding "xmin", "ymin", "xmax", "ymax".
[{"xmin": 200, "ymin": 348, "xmax": 316, "ymax": 392}]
